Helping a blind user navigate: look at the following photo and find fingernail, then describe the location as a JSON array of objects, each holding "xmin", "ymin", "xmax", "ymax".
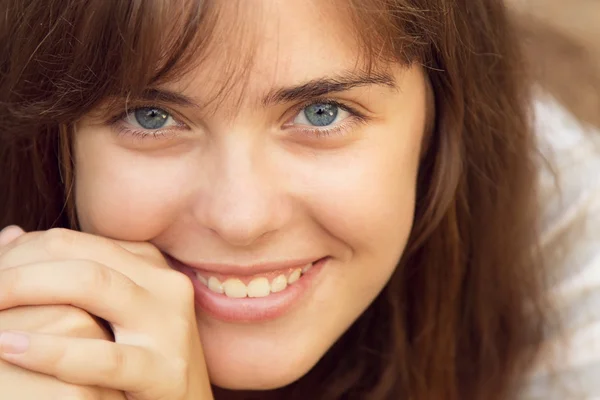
[
  {"xmin": 0, "ymin": 226, "xmax": 25, "ymax": 246},
  {"xmin": 0, "ymin": 332, "xmax": 30, "ymax": 354},
  {"xmin": 0, "ymin": 225, "xmax": 24, "ymax": 235}
]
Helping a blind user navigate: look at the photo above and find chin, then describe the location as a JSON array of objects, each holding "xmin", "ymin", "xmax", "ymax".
[{"xmin": 206, "ymin": 350, "xmax": 320, "ymax": 391}]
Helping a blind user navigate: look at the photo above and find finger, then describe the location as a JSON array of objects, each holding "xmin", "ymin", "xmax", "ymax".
[
  {"xmin": 0, "ymin": 229, "xmax": 190, "ymax": 306},
  {"xmin": 0, "ymin": 261, "xmax": 152, "ymax": 328},
  {"xmin": 0, "ymin": 226, "xmax": 25, "ymax": 247},
  {"xmin": 0, "ymin": 304, "xmax": 113, "ymax": 340},
  {"xmin": 0, "ymin": 229, "xmax": 174, "ymax": 290},
  {"xmin": 0, "ymin": 331, "xmax": 175, "ymax": 395},
  {"xmin": 0, "ymin": 229, "xmax": 136, "ymax": 271}
]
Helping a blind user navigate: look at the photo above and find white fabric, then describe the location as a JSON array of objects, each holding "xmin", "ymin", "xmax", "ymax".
[{"xmin": 520, "ymin": 93, "xmax": 600, "ymax": 399}]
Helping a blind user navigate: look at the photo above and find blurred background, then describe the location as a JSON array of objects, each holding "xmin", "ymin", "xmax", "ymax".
[{"xmin": 508, "ymin": 0, "xmax": 600, "ymax": 128}]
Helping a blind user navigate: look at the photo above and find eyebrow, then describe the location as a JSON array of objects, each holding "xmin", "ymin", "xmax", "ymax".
[
  {"xmin": 137, "ymin": 70, "xmax": 397, "ymax": 109},
  {"xmin": 262, "ymin": 71, "xmax": 397, "ymax": 106},
  {"xmin": 134, "ymin": 88, "xmax": 200, "ymax": 108}
]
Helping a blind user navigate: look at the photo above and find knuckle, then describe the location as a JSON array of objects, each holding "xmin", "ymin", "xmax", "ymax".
[
  {"xmin": 165, "ymin": 271, "xmax": 195, "ymax": 303},
  {"xmin": 54, "ymin": 306, "xmax": 111, "ymax": 339},
  {"xmin": 80, "ymin": 261, "xmax": 142, "ymax": 307},
  {"xmin": 42, "ymin": 228, "xmax": 76, "ymax": 256},
  {"xmin": 51, "ymin": 351, "xmax": 77, "ymax": 382},
  {"xmin": 83, "ymin": 262, "xmax": 115, "ymax": 293},
  {"xmin": 101, "ymin": 345, "xmax": 128, "ymax": 381}
]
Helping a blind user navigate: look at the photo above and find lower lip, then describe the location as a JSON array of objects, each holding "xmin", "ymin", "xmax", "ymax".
[{"xmin": 171, "ymin": 257, "xmax": 327, "ymax": 323}]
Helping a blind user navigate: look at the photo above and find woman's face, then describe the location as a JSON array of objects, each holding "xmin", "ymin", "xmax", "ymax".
[{"xmin": 74, "ymin": 0, "xmax": 428, "ymax": 390}]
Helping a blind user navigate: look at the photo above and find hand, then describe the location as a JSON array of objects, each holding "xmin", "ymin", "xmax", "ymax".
[
  {"xmin": 0, "ymin": 307, "xmax": 127, "ymax": 400},
  {"xmin": 0, "ymin": 228, "xmax": 213, "ymax": 400},
  {"xmin": 0, "ymin": 227, "xmax": 126, "ymax": 400}
]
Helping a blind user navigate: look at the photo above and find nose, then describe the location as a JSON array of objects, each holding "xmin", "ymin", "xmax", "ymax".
[{"xmin": 194, "ymin": 138, "xmax": 290, "ymax": 247}]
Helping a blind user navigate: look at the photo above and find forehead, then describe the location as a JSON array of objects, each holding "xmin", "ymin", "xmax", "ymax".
[{"xmin": 163, "ymin": 0, "xmax": 377, "ymax": 107}]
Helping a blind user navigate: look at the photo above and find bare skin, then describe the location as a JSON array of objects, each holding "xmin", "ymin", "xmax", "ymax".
[
  {"xmin": 0, "ymin": 227, "xmax": 125, "ymax": 399},
  {"xmin": 0, "ymin": 0, "xmax": 427, "ymax": 396},
  {"xmin": 0, "ymin": 305, "xmax": 125, "ymax": 399},
  {"xmin": 0, "ymin": 227, "xmax": 213, "ymax": 399}
]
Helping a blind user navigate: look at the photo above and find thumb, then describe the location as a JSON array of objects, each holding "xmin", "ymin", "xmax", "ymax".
[{"xmin": 0, "ymin": 226, "xmax": 25, "ymax": 247}]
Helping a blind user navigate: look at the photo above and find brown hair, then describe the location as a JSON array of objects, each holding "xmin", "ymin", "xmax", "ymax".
[{"xmin": 0, "ymin": 1, "xmax": 548, "ymax": 399}]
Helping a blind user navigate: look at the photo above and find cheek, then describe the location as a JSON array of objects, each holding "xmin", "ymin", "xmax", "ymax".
[
  {"xmin": 286, "ymin": 130, "xmax": 421, "ymax": 315},
  {"xmin": 303, "ymin": 137, "xmax": 420, "ymax": 263},
  {"xmin": 310, "ymin": 157, "xmax": 415, "ymax": 252},
  {"xmin": 74, "ymin": 140, "xmax": 193, "ymax": 240}
]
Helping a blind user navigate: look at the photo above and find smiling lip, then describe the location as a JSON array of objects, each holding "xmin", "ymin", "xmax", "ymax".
[
  {"xmin": 175, "ymin": 258, "xmax": 320, "ymax": 277},
  {"xmin": 166, "ymin": 256, "xmax": 328, "ymax": 322}
]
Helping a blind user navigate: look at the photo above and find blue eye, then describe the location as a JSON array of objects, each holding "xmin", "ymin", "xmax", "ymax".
[
  {"xmin": 303, "ymin": 103, "xmax": 337, "ymax": 126},
  {"xmin": 294, "ymin": 102, "xmax": 350, "ymax": 127},
  {"xmin": 130, "ymin": 107, "xmax": 174, "ymax": 130}
]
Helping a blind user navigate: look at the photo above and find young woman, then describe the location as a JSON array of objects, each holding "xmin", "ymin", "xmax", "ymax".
[{"xmin": 0, "ymin": 0, "xmax": 571, "ymax": 398}]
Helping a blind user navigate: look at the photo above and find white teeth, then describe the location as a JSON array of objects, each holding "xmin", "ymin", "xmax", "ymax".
[
  {"xmin": 302, "ymin": 262, "xmax": 313, "ymax": 274},
  {"xmin": 196, "ymin": 273, "xmax": 208, "ymax": 287},
  {"xmin": 247, "ymin": 277, "xmax": 271, "ymax": 298},
  {"xmin": 288, "ymin": 268, "xmax": 302, "ymax": 284},
  {"xmin": 223, "ymin": 279, "xmax": 247, "ymax": 298},
  {"xmin": 201, "ymin": 262, "xmax": 316, "ymax": 297},
  {"xmin": 270, "ymin": 274, "xmax": 288, "ymax": 293},
  {"xmin": 208, "ymin": 277, "xmax": 224, "ymax": 294}
]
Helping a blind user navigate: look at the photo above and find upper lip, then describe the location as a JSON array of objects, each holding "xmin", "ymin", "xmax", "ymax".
[{"xmin": 166, "ymin": 254, "xmax": 323, "ymax": 276}]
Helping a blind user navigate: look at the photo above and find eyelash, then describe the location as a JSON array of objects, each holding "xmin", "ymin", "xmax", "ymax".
[
  {"xmin": 108, "ymin": 99, "xmax": 369, "ymax": 141},
  {"xmin": 286, "ymin": 99, "xmax": 368, "ymax": 139},
  {"xmin": 108, "ymin": 107, "xmax": 187, "ymax": 141}
]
